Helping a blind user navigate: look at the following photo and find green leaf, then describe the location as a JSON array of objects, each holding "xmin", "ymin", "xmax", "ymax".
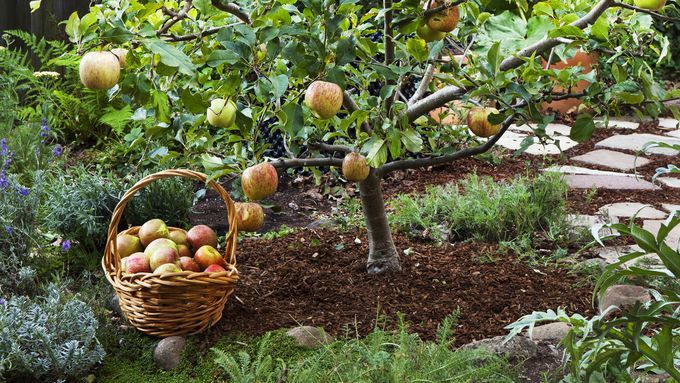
[
  {"xmin": 206, "ymin": 50, "xmax": 241, "ymax": 67},
  {"xmin": 487, "ymin": 42, "xmax": 502, "ymax": 75},
  {"xmin": 269, "ymin": 74, "xmax": 289, "ymax": 99},
  {"xmin": 181, "ymin": 88, "xmax": 210, "ymax": 114},
  {"xmin": 591, "ymin": 15, "xmax": 609, "ymax": 41},
  {"xmin": 101, "ymin": 19, "xmax": 134, "ymax": 44},
  {"xmin": 630, "ymin": 225, "xmax": 657, "ymax": 253},
  {"xmin": 282, "ymin": 103, "xmax": 304, "ymax": 135},
  {"xmin": 406, "ymin": 38, "xmax": 428, "ymax": 63},
  {"xmin": 364, "ymin": 137, "xmax": 387, "ymax": 167},
  {"xmin": 401, "ymin": 129, "xmax": 423, "ymax": 153},
  {"xmin": 336, "ymin": 38, "xmax": 356, "ymax": 66},
  {"xmin": 143, "ymin": 39, "xmax": 196, "ymax": 76},
  {"xmin": 548, "ymin": 25, "xmax": 584, "ymax": 39},
  {"xmin": 570, "ymin": 115, "xmax": 596, "ymax": 142},
  {"xmin": 475, "ymin": 12, "xmax": 552, "ymax": 58},
  {"xmin": 29, "ymin": 0, "xmax": 41, "ymax": 12}
]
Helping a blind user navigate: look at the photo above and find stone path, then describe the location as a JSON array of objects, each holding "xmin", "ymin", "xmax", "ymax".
[{"xmin": 496, "ymin": 116, "xmax": 680, "ymax": 265}]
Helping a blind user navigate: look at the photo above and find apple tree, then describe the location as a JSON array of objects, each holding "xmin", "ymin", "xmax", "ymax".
[{"xmin": 63, "ymin": 0, "xmax": 676, "ymax": 273}]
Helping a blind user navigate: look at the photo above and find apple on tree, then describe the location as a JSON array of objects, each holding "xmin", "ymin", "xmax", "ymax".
[
  {"xmin": 634, "ymin": 0, "xmax": 666, "ymax": 10},
  {"xmin": 425, "ymin": 1, "xmax": 459, "ymax": 33},
  {"xmin": 304, "ymin": 81, "xmax": 344, "ymax": 120},
  {"xmin": 466, "ymin": 107, "xmax": 501, "ymax": 138},
  {"xmin": 110, "ymin": 48, "xmax": 129, "ymax": 69},
  {"xmin": 342, "ymin": 152, "xmax": 370, "ymax": 182},
  {"xmin": 416, "ymin": 23, "xmax": 446, "ymax": 42},
  {"xmin": 79, "ymin": 51, "xmax": 120, "ymax": 90},
  {"xmin": 207, "ymin": 98, "xmax": 237, "ymax": 128},
  {"xmin": 241, "ymin": 162, "xmax": 278, "ymax": 200}
]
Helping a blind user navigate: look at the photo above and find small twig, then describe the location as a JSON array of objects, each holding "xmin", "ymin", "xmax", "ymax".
[
  {"xmin": 309, "ymin": 142, "xmax": 353, "ymax": 153},
  {"xmin": 211, "ymin": 0, "xmax": 251, "ymax": 24},
  {"xmin": 157, "ymin": 1, "xmax": 193, "ymax": 36},
  {"xmin": 422, "ymin": 0, "xmax": 467, "ymax": 18},
  {"xmin": 408, "ymin": 64, "xmax": 435, "ymax": 106},
  {"xmin": 343, "ymin": 91, "xmax": 373, "ymax": 135}
]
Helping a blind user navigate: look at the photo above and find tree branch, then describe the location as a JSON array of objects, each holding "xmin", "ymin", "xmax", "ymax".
[
  {"xmin": 406, "ymin": 0, "xmax": 615, "ymax": 121},
  {"xmin": 308, "ymin": 142, "xmax": 352, "ymax": 154},
  {"xmin": 377, "ymin": 115, "xmax": 515, "ymax": 175},
  {"xmin": 272, "ymin": 157, "xmax": 343, "ymax": 170},
  {"xmin": 422, "ymin": 0, "xmax": 467, "ymax": 18},
  {"xmin": 211, "ymin": 0, "xmax": 251, "ymax": 24},
  {"xmin": 162, "ymin": 26, "xmax": 227, "ymax": 42},
  {"xmin": 343, "ymin": 91, "xmax": 373, "ymax": 135},
  {"xmin": 408, "ymin": 64, "xmax": 435, "ymax": 106},
  {"xmin": 613, "ymin": 1, "xmax": 677, "ymax": 21},
  {"xmin": 157, "ymin": 1, "xmax": 193, "ymax": 36}
]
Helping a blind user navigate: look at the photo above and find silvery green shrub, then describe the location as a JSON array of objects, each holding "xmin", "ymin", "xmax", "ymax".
[{"xmin": 0, "ymin": 284, "xmax": 105, "ymax": 382}]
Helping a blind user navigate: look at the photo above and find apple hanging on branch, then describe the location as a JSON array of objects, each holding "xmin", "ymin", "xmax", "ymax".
[{"xmin": 79, "ymin": 51, "xmax": 120, "ymax": 90}]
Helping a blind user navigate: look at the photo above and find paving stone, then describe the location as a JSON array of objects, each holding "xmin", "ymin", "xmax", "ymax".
[
  {"xmin": 509, "ymin": 123, "xmax": 572, "ymax": 136},
  {"xmin": 666, "ymin": 129, "xmax": 680, "ymax": 138},
  {"xmin": 661, "ymin": 204, "xmax": 680, "ymax": 214},
  {"xmin": 567, "ymin": 214, "xmax": 617, "ymax": 228},
  {"xmin": 570, "ymin": 149, "xmax": 652, "ymax": 171},
  {"xmin": 544, "ymin": 165, "xmax": 637, "ymax": 177},
  {"xmin": 599, "ymin": 285, "xmax": 651, "ymax": 314},
  {"xmin": 642, "ymin": 220, "xmax": 680, "ymax": 249},
  {"xmin": 563, "ymin": 174, "xmax": 660, "ymax": 190},
  {"xmin": 598, "ymin": 203, "xmax": 667, "ymax": 219},
  {"xmin": 658, "ymin": 178, "xmax": 680, "ymax": 189},
  {"xmin": 497, "ymin": 130, "xmax": 578, "ymax": 155},
  {"xmin": 595, "ymin": 134, "xmax": 680, "ymax": 156},
  {"xmin": 657, "ymin": 118, "xmax": 679, "ymax": 130},
  {"xmin": 594, "ymin": 118, "xmax": 640, "ymax": 130},
  {"xmin": 598, "ymin": 245, "xmax": 661, "ymax": 267}
]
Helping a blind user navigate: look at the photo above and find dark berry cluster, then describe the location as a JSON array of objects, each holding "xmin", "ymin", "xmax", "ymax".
[{"xmin": 258, "ymin": 118, "xmax": 287, "ymax": 159}]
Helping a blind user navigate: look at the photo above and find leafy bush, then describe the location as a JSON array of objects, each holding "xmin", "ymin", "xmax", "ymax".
[
  {"xmin": 0, "ymin": 284, "xmax": 105, "ymax": 383},
  {"xmin": 213, "ymin": 316, "xmax": 516, "ymax": 382},
  {"xmin": 506, "ymin": 215, "xmax": 680, "ymax": 381},
  {"xmin": 390, "ymin": 172, "xmax": 569, "ymax": 243},
  {"xmin": 124, "ymin": 174, "xmax": 194, "ymax": 228}
]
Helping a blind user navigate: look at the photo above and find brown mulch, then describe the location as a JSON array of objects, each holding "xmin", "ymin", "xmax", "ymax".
[{"xmin": 214, "ymin": 229, "xmax": 595, "ymax": 346}]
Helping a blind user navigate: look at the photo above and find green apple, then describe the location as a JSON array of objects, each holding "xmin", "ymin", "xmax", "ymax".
[
  {"xmin": 417, "ymin": 24, "xmax": 446, "ymax": 42},
  {"xmin": 207, "ymin": 98, "xmax": 237, "ymax": 128},
  {"xmin": 633, "ymin": 0, "xmax": 665, "ymax": 9},
  {"xmin": 466, "ymin": 107, "xmax": 501, "ymax": 138},
  {"xmin": 79, "ymin": 51, "xmax": 120, "ymax": 89}
]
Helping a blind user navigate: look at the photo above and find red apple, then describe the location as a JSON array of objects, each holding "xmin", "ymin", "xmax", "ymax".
[
  {"xmin": 154, "ymin": 263, "xmax": 182, "ymax": 274},
  {"xmin": 235, "ymin": 202, "xmax": 265, "ymax": 232},
  {"xmin": 425, "ymin": 2, "xmax": 459, "ymax": 33},
  {"xmin": 125, "ymin": 252, "xmax": 151, "ymax": 274},
  {"xmin": 116, "ymin": 234, "xmax": 143, "ymax": 259},
  {"xmin": 179, "ymin": 257, "xmax": 201, "ymax": 272},
  {"xmin": 204, "ymin": 264, "xmax": 226, "ymax": 273},
  {"xmin": 304, "ymin": 81, "xmax": 344, "ymax": 120},
  {"xmin": 120, "ymin": 256, "xmax": 129, "ymax": 272},
  {"xmin": 466, "ymin": 107, "xmax": 501, "ymax": 138},
  {"xmin": 194, "ymin": 245, "xmax": 223, "ymax": 270},
  {"xmin": 79, "ymin": 51, "xmax": 120, "ymax": 89},
  {"xmin": 169, "ymin": 230, "xmax": 188, "ymax": 246},
  {"xmin": 241, "ymin": 163, "xmax": 278, "ymax": 201},
  {"xmin": 138, "ymin": 219, "xmax": 170, "ymax": 247},
  {"xmin": 177, "ymin": 244, "xmax": 192, "ymax": 258},
  {"xmin": 149, "ymin": 247, "xmax": 179, "ymax": 271},
  {"xmin": 187, "ymin": 225, "xmax": 218, "ymax": 250},
  {"xmin": 342, "ymin": 152, "xmax": 370, "ymax": 182},
  {"xmin": 144, "ymin": 238, "xmax": 178, "ymax": 257}
]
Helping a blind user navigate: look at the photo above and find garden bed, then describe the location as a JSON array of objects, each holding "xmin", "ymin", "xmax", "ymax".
[{"xmin": 209, "ymin": 228, "xmax": 595, "ymax": 347}]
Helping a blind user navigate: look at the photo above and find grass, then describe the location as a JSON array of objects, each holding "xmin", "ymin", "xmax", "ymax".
[
  {"xmin": 96, "ymin": 315, "xmax": 517, "ymax": 383},
  {"xmin": 389, "ymin": 172, "xmax": 569, "ymax": 244}
]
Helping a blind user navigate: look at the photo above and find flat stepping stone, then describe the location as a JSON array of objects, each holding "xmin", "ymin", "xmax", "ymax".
[
  {"xmin": 543, "ymin": 165, "xmax": 637, "ymax": 177},
  {"xmin": 509, "ymin": 123, "xmax": 572, "ymax": 136},
  {"xmin": 595, "ymin": 134, "xmax": 680, "ymax": 156},
  {"xmin": 567, "ymin": 214, "xmax": 618, "ymax": 228},
  {"xmin": 563, "ymin": 174, "xmax": 660, "ymax": 190},
  {"xmin": 658, "ymin": 118, "xmax": 679, "ymax": 130},
  {"xmin": 497, "ymin": 131, "xmax": 578, "ymax": 155},
  {"xmin": 594, "ymin": 118, "xmax": 640, "ymax": 130},
  {"xmin": 598, "ymin": 202, "xmax": 667, "ymax": 219},
  {"xmin": 658, "ymin": 178, "xmax": 680, "ymax": 189},
  {"xmin": 643, "ymin": 220, "xmax": 680, "ymax": 249},
  {"xmin": 666, "ymin": 129, "xmax": 680, "ymax": 138},
  {"xmin": 598, "ymin": 245, "xmax": 661, "ymax": 267},
  {"xmin": 571, "ymin": 149, "xmax": 651, "ymax": 171}
]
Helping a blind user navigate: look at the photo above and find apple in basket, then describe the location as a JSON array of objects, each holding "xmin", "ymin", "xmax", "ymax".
[
  {"xmin": 169, "ymin": 229, "xmax": 188, "ymax": 246},
  {"xmin": 154, "ymin": 263, "xmax": 182, "ymax": 274},
  {"xmin": 116, "ymin": 234, "xmax": 143, "ymax": 258},
  {"xmin": 205, "ymin": 264, "xmax": 226, "ymax": 273},
  {"xmin": 138, "ymin": 218, "xmax": 170, "ymax": 247},
  {"xmin": 179, "ymin": 256, "xmax": 201, "ymax": 272},
  {"xmin": 149, "ymin": 247, "xmax": 180, "ymax": 271},
  {"xmin": 187, "ymin": 224, "xmax": 218, "ymax": 250},
  {"xmin": 125, "ymin": 252, "xmax": 151, "ymax": 274},
  {"xmin": 194, "ymin": 245, "xmax": 222, "ymax": 270},
  {"xmin": 177, "ymin": 244, "xmax": 192, "ymax": 258},
  {"xmin": 144, "ymin": 238, "xmax": 178, "ymax": 256}
]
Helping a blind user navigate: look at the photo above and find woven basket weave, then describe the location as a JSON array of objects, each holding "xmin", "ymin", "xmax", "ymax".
[{"xmin": 102, "ymin": 169, "xmax": 239, "ymax": 337}]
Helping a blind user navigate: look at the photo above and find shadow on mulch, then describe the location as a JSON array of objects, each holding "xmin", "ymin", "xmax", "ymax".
[{"xmin": 214, "ymin": 228, "xmax": 595, "ymax": 347}]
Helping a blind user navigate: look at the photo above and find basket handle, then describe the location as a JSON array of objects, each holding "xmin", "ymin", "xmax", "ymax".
[{"xmin": 103, "ymin": 169, "xmax": 237, "ymax": 272}]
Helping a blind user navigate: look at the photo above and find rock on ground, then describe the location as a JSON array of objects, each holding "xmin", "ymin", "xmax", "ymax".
[
  {"xmin": 153, "ymin": 336, "xmax": 187, "ymax": 371},
  {"xmin": 599, "ymin": 284, "xmax": 651, "ymax": 314},
  {"xmin": 286, "ymin": 326, "xmax": 333, "ymax": 348},
  {"xmin": 525, "ymin": 322, "xmax": 571, "ymax": 342}
]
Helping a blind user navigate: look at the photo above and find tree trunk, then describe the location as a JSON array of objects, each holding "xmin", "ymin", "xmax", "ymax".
[{"xmin": 359, "ymin": 171, "xmax": 401, "ymax": 274}]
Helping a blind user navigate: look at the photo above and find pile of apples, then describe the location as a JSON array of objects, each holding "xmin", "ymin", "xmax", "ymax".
[{"xmin": 117, "ymin": 219, "xmax": 229, "ymax": 275}]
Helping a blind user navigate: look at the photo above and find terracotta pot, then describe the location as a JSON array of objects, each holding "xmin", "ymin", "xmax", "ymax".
[{"xmin": 541, "ymin": 50, "xmax": 598, "ymax": 115}]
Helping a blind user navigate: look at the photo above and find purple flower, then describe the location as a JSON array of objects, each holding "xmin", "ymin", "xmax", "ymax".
[
  {"xmin": 61, "ymin": 240, "xmax": 71, "ymax": 252},
  {"xmin": 4, "ymin": 226, "xmax": 12, "ymax": 235},
  {"xmin": 0, "ymin": 171, "xmax": 8, "ymax": 189},
  {"xmin": 0, "ymin": 298, "xmax": 6, "ymax": 305},
  {"xmin": 16, "ymin": 186, "xmax": 30, "ymax": 196},
  {"xmin": 52, "ymin": 145, "xmax": 63, "ymax": 156},
  {"xmin": 0, "ymin": 138, "xmax": 7, "ymax": 155}
]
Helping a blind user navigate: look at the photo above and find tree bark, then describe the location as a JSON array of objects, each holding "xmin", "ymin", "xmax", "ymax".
[{"xmin": 359, "ymin": 171, "xmax": 401, "ymax": 274}]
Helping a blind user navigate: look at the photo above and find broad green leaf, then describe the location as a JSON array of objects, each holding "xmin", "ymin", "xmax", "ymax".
[
  {"xmin": 475, "ymin": 12, "xmax": 552, "ymax": 58},
  {"xmin": 406, "ymin": 38, "xmax": 428, "ymax": 63},
  {"xmin": 570, "ymin": 115, "xmax": 596, "ymax": 142},
  {"xmin": 364, "ymin": 137, "xmax": 387, "ymax": 167},
  {"xmin": 65, "ymin": 12, "xmax": 80, "ymax": 43},
  {"xmin": 181, "ymin": 88, "xmax": 210, "ymax": 114},
  {"xmin": 487, "ymin": 42, "xmax": 502, "ymax": 75},
  {"xmin": 206, "ymin": 50, "xmax": 241, "ymax": 67},
  {"xmin": 282, "ymin": 103, "xmax": 304, "ymax": 135},
  {"xmin": 143, "ymin": 39, "xmax": 196, "ymax": 76},
  {"xmin": 336, "ymin": 38, "xmax": 356, "ymax": 66},
  {"xmin": 270, "ymin": 74, "xmax": 289, "ymax": 99},
  {"xmin": 591, "ymin": 15, "xmax": 609, "ymax": 41},
  {"xmin": 548, "ymin": 26, "xmax": 584, "ymax": 39},
  {"xmin": 401, "ymin": 129, "xmax": 423, "ymax": 153},
  {"xmin": 29, "ymin": 0, "xmax": 41, "ymax": 12}
]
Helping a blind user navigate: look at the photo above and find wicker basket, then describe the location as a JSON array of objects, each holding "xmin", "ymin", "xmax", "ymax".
[{"xmin": 102, "ymin": 169, "xmax": 239, "ymax": 337}]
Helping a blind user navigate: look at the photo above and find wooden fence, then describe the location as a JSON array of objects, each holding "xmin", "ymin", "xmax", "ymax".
[{"xmin": 0, "ymin": 0, "xmax": 90, "ymax": 41}]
